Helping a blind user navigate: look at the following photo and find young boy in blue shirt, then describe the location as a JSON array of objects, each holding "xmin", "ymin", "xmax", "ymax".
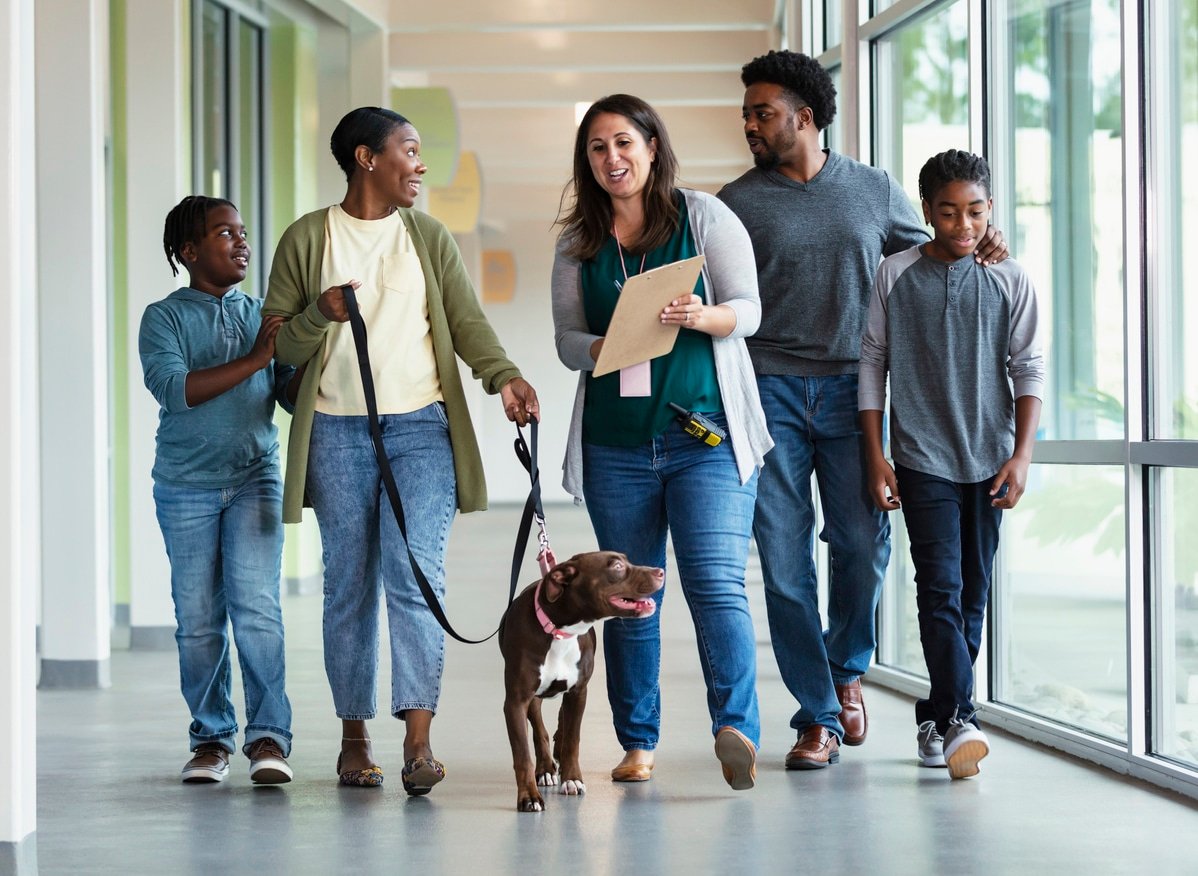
[
  {"xmin": 140, "ymin": 196, "xmax": 300, "ymax": 784},
  {"xmin": 857, "ymin": 151, "xmax": 1045, "ymax": 779}
]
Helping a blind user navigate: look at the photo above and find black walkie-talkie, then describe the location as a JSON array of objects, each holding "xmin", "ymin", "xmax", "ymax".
[{"xmin": 668, "ymin": 403, "xmax": 726, "ymax": 447}]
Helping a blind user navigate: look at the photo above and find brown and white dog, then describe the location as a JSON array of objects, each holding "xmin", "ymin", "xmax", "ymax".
[{"xmin": 498, "ymin": 551, "xmax": 664, "ymax": 812}]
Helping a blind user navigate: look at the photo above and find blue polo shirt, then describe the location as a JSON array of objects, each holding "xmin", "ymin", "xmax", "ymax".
[{"xmin": 139, "ymin": 287, "xmax": 295, "ymax": 488}]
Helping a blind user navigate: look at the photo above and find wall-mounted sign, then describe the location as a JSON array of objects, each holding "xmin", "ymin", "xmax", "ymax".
[
  {"xmin": 428, "ymin": 150, "xmax": 482, "ymax": 234},
  {"xmin": 482, "ymin": 249, "xmax": 516, "ymax": 303}
]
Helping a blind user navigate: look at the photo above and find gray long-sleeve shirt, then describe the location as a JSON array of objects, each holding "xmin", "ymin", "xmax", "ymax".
[
  {"xmin": 858, "ymin": 246, "xmax": 1046, "ymax": 483},
  {"xmin": 717, "ymin": 150, "xmax": 928, "ymax": 376}
]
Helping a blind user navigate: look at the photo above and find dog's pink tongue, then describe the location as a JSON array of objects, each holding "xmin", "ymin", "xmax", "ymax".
[{"xmin": 610, "ymin": 596, "xmax": 657, "ymax": 617}]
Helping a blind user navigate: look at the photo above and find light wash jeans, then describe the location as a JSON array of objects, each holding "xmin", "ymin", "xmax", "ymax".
[
  {"xmin": 753, "ymin": 374, "xmax": 891, "ymax": 740},
  {"xmin": 582, "ymin": 412, "xmax": 761, "ymax": 751},
  {"xmin": 153, "ymin": 465, "xmax": 292, "ymax": 755},
  {"xmin": 306, "ymin": 405, "xmax": 457, "ymax": 719}
]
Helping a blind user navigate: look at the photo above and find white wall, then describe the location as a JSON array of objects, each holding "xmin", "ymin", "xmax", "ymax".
[
  {"xmin": 35, "ymin": 0, "xmax": 112, "ymax": 685},
  {"xmin": 124, "ymin": 0, "xmax": 189, "ymax": 637},
  {"xmin": 0, "ymin": 0, "xmax": 40, "ymax": 851}
]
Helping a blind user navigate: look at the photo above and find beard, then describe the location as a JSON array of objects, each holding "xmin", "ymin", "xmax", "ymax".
[
  {"xmin": 753, "ymin": 148, "xmax": 782, "ymax": 171},
  {"xmin": 750, "ymin": 115, "xmax": 798, "ymax": 171}
]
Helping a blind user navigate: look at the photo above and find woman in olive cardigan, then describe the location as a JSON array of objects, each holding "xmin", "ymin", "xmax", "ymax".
[{"xmin": 264, "ymin": 106, "xmax": 538, "ymax": 794}]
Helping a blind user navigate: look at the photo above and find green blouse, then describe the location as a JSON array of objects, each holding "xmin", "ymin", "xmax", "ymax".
[{"xmin": 581, "ymin": 202, "xmax": 721, "ymax": 446}]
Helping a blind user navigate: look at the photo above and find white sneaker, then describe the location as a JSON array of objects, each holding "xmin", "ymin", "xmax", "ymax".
[
  {"xmin": 942, "ymin": 717, "xmax": 990, "ymax": 779},
  {"xmin": 916, "ymin": 721, "xmax": 946, "ymax": 768}
]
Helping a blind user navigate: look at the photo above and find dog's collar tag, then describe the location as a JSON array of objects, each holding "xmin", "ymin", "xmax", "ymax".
[{"xmin": 534, "ymin": 579, "xmax": 575, "ymax": 640}]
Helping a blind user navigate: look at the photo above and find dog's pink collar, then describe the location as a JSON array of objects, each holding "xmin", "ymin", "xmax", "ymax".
[{"xmin": 534, "ymin": 579, "xmax": 574, "ymax": 640}]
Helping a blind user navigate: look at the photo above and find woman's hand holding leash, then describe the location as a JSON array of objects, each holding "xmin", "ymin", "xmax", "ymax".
[
  {"xmin": 317, "ymin": 280, "xmax": 360, "ymax": 322},
  {"xmin": 502, "ymin": 377, "xmax": 540, "ymax": 426}
]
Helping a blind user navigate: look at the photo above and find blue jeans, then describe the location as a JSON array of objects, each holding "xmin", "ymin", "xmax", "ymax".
[
  {"xmin": 896, "ymin": 465, "xmax": 1001, "ymax": 733},
  {"xmin": 582, "ymin": 413, "xmax": 761, "ymax": 750},
  {"xmin": 753, "ymin": 374, "xmax": 891, "ymax": 739},
  {"xmin": 153, "ymin": 466, "xmax": 292, "ymax": 755},
  {"xmin": 306, "ymin": 406, "xmax": 457, "ymax": 719}
]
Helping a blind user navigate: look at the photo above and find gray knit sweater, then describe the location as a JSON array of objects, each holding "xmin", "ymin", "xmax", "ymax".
[{"xmin": 718, "ymin": 151, "xmax": 927, "ymax": 376}]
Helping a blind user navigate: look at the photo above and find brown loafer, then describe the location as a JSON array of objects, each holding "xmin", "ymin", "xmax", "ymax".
[
  {"xmin": 610, "ymin": 762, "xmax": 653, "ymax": 782},
  {"xmin": 835, "ymin": 678, "xmax": 868, "ymax": 745},
  {"xmin": 785, "ymin": 725, "xmax": 840, "ymax": 770}
]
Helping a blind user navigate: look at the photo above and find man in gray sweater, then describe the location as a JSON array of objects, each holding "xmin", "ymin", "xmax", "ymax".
[{"xmin": 717, "ymin": 50, "xmax": 1007, "ymax": 770}]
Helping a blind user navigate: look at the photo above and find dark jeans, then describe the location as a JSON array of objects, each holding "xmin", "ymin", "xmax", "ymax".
[{"xmin": 896, "ymin": 465, "xmax": 1002, "ymax": 734}]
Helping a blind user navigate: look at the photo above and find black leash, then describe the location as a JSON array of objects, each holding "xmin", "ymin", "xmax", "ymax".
[{"xmin": 341, "ymin": 284, "xmax": 552, "ymax": 644}]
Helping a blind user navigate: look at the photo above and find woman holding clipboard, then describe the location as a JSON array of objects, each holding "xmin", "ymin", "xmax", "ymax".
[{"xmin": 551, "ymin": 94, "xmax": 773, "ymax": 790}]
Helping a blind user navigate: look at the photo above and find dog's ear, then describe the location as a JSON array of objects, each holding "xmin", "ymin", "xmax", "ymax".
[{"xmin": 543, "ymin": 563, "xmax": 577, "ymax": 602}]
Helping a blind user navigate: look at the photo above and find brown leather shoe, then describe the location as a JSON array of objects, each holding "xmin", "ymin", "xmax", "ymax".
[
  {"xmin": 784, "ymin": 725, "xmax": 840, "ymax": 770},
  {"xmin": 611, "ymin": 750, "xmax": 654, "ymax": 782},
  {"xmin": 836, "ymin": 679, "xmax": 868, "ymax": 746}
]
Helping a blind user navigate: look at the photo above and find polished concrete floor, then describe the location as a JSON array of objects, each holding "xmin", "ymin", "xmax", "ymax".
[{"xmin": 34, "ymin": 504, "xmax": 1198, "ymax": 875}]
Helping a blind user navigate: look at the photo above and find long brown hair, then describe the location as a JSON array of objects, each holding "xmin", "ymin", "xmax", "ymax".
[{"xmin": 556, "ymin": 94, "xmax": 680, "ymax": 260}]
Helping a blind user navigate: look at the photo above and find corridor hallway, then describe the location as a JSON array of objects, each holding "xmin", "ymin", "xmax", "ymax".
[{"xmin": 35, "ymin": 504, "xmax": 1198, "ymax": 874}]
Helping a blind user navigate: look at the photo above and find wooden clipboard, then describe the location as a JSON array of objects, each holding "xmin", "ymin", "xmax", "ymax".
[{"xmin": 592, "ymin": 254, "xmax": 706, "ymax": 378}]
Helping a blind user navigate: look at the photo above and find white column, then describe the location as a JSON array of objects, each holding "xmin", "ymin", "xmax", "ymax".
[
  {"xmin": 0, "ymin": 0, "xmax": 40, "ymax": 867},
  {"xmin": 35, "ymin": 0, "xmax": 112, "ymax": 689},
  {"xmin": 124, "ymin": 0, "xmax": 188, "ymax": 648}
]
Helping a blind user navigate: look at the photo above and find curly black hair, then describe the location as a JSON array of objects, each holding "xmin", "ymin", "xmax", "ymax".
[
  {"xmin": 917, "ymin": 149, "xmax": 992, "ymax": 203},
  {"xmin": 163, "ymin": 195, "xmax": 237, "ymax": 277},
  {"xmin": 740, "ymin": 50, "xmax": 837, "ymax": 131}
]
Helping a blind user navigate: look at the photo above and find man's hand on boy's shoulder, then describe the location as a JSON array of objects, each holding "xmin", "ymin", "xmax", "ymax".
[{"xmin": 974, "ymin": 224, "xmax": 1009, "ymax": 266}]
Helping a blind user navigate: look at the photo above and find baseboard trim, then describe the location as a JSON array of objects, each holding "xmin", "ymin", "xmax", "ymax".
[
  {"xmin": 38, "ymin": 658, "xmax": 111, "ymax": 689},
  {"xmin": 285, "ymin": 572, "xmax": 322, "ymax": 596},
  {"xmin": 0, "ymin": 833, "xmax": 38, "ymax": 874},
  {"xmin": 129, "ymin": 625, "xmax": 176, "ymax": 651}
]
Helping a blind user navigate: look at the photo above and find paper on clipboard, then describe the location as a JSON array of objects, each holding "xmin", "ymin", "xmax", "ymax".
[{"xmin": 592, "ymin": 254, "xmax": 706, "ymax": 378}]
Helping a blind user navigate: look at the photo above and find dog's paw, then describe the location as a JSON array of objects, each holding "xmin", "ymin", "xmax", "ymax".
[
  {"xmin": 558, "ymin": 779, "xmax": 586, "ymax": 796},
  {"xmin": 517, "ymin": 791, "xmax": 545, "ymax": 813},
  {"xmin": 536, "ymin": 769, "xmax": 560, "ymax": 787}
]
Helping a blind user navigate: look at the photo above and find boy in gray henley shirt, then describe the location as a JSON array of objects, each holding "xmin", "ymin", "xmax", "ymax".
[{"xmin": 859, "ymin": 150, "xmax": 1044, "ymax": 781}]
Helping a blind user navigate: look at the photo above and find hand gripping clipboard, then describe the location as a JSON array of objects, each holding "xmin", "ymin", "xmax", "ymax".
[{"xmin": 592, "ymin": 254, "xmax": 706, "ymax": 378}]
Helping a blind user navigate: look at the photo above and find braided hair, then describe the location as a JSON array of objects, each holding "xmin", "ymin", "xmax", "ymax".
[
  {"xmin": 163, "ymin": 195, "xmax": 237, "ymax": 277},
  {"xmin": 740, "ymin": 50, "xmax": 838, "ymax": 131},
  {"xmin": 918, "ymin": 150, "xmax": 991, "ymax": 204}
]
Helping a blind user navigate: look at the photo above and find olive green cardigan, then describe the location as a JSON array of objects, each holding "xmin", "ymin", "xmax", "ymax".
[{"xmin": 263, "ymin": 207, "xmax": 522, "ymax": 523}]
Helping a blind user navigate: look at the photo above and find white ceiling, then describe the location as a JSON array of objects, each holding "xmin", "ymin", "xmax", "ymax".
[{"xmin": 384, "ymin": 0, "xmax": 782, "ymax": 228}]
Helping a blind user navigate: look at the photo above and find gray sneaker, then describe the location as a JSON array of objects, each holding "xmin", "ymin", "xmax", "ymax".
[
  {"xmin": 916, "ymin": 721, "xmax": 946, "ymax": 768},
  {"xmin": 942, "ymin": 716, "xmax": 990, "ymax": 779}
]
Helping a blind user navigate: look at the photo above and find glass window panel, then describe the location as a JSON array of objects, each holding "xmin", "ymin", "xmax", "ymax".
[
  {"xmin": 1150, "ymin": 1, "xmax": 1198, "ymax": 439},
  {"xmin": 1154, "ymin": 466, "xmax": 1198, "ymax": 768},
  {"xmin": 200, "ymin": 1, "xmax": 228, "ymax": 197},
  {"xmin": 1000, "ymin": 0, "xmax": 1124, "ymax": 440},
  {"xmin": 238, "ymin": 18, "xmax": 263, "ymax": 295},
  {"xmin": 878, "ymin": 510, "xmax": 923, "ymax": 678},
  {"xmin": 995, "ymin": 463, "xmax": 1127, "ymax": 741},
  {"xmin": 825, "ymin": 65, "xmax": 843, "ymax": 155},
  {"xmin": 872, "ymin": 1, "xmax": 969, "ymax": 213},
  {"xmin": 872, "ymin": 2, "xmax": 968, "ymax": 681},
  {"xmin": 823, "ymin": 0, "xmax": 842, "ymax": 51}
]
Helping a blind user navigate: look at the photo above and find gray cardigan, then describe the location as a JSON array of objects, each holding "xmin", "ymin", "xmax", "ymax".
[{"xmin": 551, "ymin": 188, "xmax": 773, "ymax": 500}]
